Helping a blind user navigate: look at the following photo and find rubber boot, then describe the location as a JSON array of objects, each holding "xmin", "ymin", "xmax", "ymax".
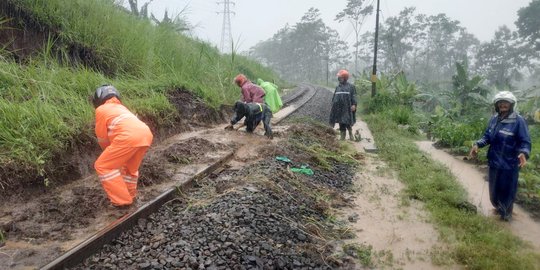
[
  {"xmin": 348, "ymin": 127, "xmax": 354, "ymax": 141},
  {"xmin": 340, "ymin": 130, "xmax": 346, "ymax": 140}
]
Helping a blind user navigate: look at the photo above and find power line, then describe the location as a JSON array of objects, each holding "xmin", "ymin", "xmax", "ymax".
[{"xmin": 217, "ymin": 0, "xmax": 235, "ymax": 54}]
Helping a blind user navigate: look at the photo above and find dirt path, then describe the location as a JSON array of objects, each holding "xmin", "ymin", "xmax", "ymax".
[
  {"xmin": 336, "ymin": 122, "xmax": 452, "ymax": 269},
  {"xmin": 416, "ymin": 141, "xmax": 540, "ymax": 251}
]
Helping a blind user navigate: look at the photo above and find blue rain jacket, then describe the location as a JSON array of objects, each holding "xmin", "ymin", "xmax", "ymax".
[{"xmin": 476, "ymin": 112, "xmax": 531, "ymax": 170}]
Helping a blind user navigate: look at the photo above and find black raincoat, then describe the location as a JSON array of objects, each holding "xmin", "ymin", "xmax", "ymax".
[{"xmin": 329, "ymin": 81, "xmax": 357, "ymax": 127}]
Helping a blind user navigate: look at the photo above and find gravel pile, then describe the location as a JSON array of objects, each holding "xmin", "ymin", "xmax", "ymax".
[
  {"xmin": 74, "ymin": 123, "xmax": 357, "ymax": 270},
  {"xmin": 76, "ymin": 161, "xmax": 341, "ymax": 269}
]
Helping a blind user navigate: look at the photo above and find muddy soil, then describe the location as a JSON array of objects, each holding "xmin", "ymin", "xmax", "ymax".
[
  {"xmin": 0, "ymin": 132, "xmax": 234, "ymax": 269},
  {"xmin": 75, "ymin": 123, "xmax": 360, "ymax": 269},
  {"xmin": 330, "ymin": 122, "xmax": 452, "ymax": 270}
]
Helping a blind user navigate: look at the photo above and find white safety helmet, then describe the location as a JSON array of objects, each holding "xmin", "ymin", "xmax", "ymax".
[{"xmin": 492, "ymin": 91, "xmax": 517, "ymax": 113}]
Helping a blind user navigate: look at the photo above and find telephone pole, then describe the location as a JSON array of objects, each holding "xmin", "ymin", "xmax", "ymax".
[
  {"xmin": 217, "ymin": 0, "xmax": 235, "ymax": 54},
  {"xmin": 371, "ymin": 0, "xmax": 381, "ymax": 97}
]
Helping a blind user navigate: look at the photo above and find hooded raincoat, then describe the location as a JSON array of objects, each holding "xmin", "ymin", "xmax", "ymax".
[
  {"xmin": 257, "ymin": 78, "xmax": 283, "ymax": 113},
  {"xmin": 240, "ymin": 81, "xmax": 265, "ymax": 103},
  {"xmin": 329, "ymin": 81, "xmax": 357, "ymax": 128}
]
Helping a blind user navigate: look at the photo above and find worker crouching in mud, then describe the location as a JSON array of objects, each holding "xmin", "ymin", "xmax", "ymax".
[
  {"xmin": 225, "ymin": 101, "xmax": 273, "ymax": 139},
  {"xmin": 92, "ymin": 85, "xmax": 153, "ymax": 207}
]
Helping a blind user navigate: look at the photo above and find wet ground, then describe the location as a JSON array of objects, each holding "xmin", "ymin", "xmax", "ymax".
[
  {"xmin": 0, "ymin": 85, "xmax": 326, "ymax": 269},
  {"xmin": 416, "ymin": 141, "xmax": 540, "ymax": 252},
  {"xmin": 0, "ymin": 135, "xmax": 235, "ymax": 269},
  {"xmin": 74, "ymin": 122, "xmax": 360, "ymax": 269}
]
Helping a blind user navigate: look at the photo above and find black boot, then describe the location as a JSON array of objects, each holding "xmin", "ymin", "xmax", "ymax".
[
  {"xmin": 340, "ymin": 130, "xmax": 346, "ymax": 140},
  {"xmin": 348, "ymin": 128, "xmax": 354, "ymax": 141}
]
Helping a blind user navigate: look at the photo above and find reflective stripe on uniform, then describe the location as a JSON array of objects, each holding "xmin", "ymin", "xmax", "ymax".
[
  {"xmin": 99, "ymin": 169, "xmax": 121, "ymax": 181},
  {"xmin": 499, "ymin": 130, "xmax": 514, "ymax": 136},
  {"xmin": 123, "ymin": 175, "xmax": 138, "ymax": 184},
  {"xmin": 335, "ymin": 92, "xmax": 350, "ymax": 95},
  {"xmin": 108, "ymin": 113, "xmax": 136, "ymax": 130}
]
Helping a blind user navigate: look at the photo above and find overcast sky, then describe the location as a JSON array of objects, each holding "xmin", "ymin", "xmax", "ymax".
[{"xmin": 146, "ymin": 0, "xmax": 532, "ymax": 52}]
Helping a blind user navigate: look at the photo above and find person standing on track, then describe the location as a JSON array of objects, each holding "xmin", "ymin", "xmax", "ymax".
[
  {"xmin": 329, "ymin": 69, "xmax": 357, "ymax": 140},
  {"xmin": 469, "ymin": 91, "xmax": 531, "ymax": 221},
  {"xmin": 234, "ymin": 74, "xmax": 265, "ymax": 103},
  {"xmin": 92, "ymin": 85, "xmax": 153, "ymax": 207}
]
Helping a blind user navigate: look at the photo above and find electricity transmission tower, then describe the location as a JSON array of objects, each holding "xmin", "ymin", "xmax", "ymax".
[{"xmin": 218, "ymin": 0, "xmax": 235, "ymax": 54}]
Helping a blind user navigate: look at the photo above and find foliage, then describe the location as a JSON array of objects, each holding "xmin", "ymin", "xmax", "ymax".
[
  {"xmin": 335, "ymin": 0, "xmax": 373, "ymax": 74},
  {"xmin": 429, "ymin": 114, "xmax": 486, "ymax": 148},
  {"xmin": 365, "ymin": 72, "xmax": 417, "ymax": 113},
  {"xmin": 474, "ymin": 26, "xmax": 536, "ymax": 88},
  {"xmin": 449, "ymin": 62, "xmax": 490, "ymax": 116},
  {"xmin": 0, "ymin": 0, "xmax": 280, "ymax": 176},
  {"xmin": 358, "ymin": 7, "xmax": 480, "ymax": 84},
  {"xmin": 516, "ymin": 0, "xmax": 540, "ymax": 51},
  {"xmin": 365, "ymin": 113, "xmax": 540, "ymax": 269},
  {"xmin": 520, "ymin": 125, "xmax": 540, "ymax": 198},
  {"xmin": 251, "ymin": 8, "xmax": 350, "ymax": 84}
]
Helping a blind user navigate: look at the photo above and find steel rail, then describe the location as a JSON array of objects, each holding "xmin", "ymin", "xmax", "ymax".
[
  {"xmin": 41, "ymin": 151, "xmax": 235, "ymax": 270},
  {"xmin": 41, "ymin": 85, "xmax": 312, "ymax": 269}
]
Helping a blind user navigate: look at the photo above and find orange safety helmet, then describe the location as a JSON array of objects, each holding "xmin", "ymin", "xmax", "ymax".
[
  {"xmin": 234, "ymin": 74, "xmax": 248, "ymax": 86},
  {"xmin": 337, "ymin": 69, "xmax": 349, "ymax": 80}
]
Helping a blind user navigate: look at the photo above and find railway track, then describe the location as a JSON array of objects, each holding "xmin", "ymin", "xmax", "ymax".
[{"xmin": 38, "ymin": 85, "xmax": 319, "ymax": 270}]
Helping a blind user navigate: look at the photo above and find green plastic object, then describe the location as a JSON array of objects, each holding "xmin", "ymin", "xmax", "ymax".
[
  {"xmin": 290, "ymin": 165, "xmax": 314, "ymax": 176},
  {"xmin": 276, "ymin": 156, "xmax": 292, "ymax": 163}
]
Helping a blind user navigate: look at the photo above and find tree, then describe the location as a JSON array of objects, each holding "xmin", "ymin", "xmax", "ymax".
[
  {"xmin": 373, "ymin": 8, "xmax": 478, "ymax": 84},
  {"xmin": 127, "ymin": 0, "xmax": 154, "ymax": 18},
  {"xmin": 450, "ymin": 62, "xmax": 489, "ymax": 116},
  {"xmin": 335, "ymin": 0, "xmax": 373, "ymax": 75},
  {"xmin": 251, "ymin": 8, "xmax": 349, "ymax": 83},
  {"xmin": 122, "ymin": 0, "xmax": 191, "ymax": 33},
  {"xmin": 151, "ymin": 9, "xmax": 192, "ymax": 34},
  {"xmin": 516, "ymin": 0, "xmax": 540, "ymax": 50},
  {"xmin": 475, "ymin": 26, "xmax": 534, "ymax": 88}
]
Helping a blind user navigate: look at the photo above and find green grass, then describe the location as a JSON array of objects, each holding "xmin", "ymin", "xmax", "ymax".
[
  {"xmin": 364, "ymin": 113, "xmax": 540, "ymax": 269},
  {"xmin": 0, "ymin": 0, "xmax": 283, "ymax": 179},
  {"xmin": 343, "ymin": 243, "xmax": 374, "ymax": 267}
]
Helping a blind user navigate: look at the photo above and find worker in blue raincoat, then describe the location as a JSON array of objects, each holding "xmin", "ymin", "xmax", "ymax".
[{"xmin": 469, "ymin": 91, "xmax": 531, "ymax": 221}]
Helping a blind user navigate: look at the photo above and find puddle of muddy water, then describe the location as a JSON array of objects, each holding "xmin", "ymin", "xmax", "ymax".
[{"xmin": 339, "ymin": 140, "xmax": 450, "ymax": 269}]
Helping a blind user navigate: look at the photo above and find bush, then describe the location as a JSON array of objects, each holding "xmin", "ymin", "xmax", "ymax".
[{"xmin": 431, "ymin": 117, "xmax": 485, "ymax": 148}]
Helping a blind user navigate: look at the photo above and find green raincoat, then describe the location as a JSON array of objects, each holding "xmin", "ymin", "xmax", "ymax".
[{"xmin": 257, "ymin": 78, "xmax": 283, "ymax": 113}]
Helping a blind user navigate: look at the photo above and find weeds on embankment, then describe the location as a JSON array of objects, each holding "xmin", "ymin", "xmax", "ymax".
[
  {"xmin": 0, "ymin": 0, "xmax": 282, "ymax": 189},
  {"xmin": 365, "ymin": 113, "xmax": 540, "ymax": 269}
]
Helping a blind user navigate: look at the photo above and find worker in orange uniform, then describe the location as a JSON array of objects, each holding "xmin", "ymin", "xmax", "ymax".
[{"xmin": 92, "ymin": 85, "xmax": 153, "ymax": 207}]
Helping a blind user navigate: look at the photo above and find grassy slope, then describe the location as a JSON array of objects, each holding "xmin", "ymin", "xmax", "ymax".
[
  {"xmin": 365, "ymin": 112, "xmax": 540, "ymax": 269},
  {"xmin": 0, "ymin": 0, "xmax": 281, "ymax": 174}
]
